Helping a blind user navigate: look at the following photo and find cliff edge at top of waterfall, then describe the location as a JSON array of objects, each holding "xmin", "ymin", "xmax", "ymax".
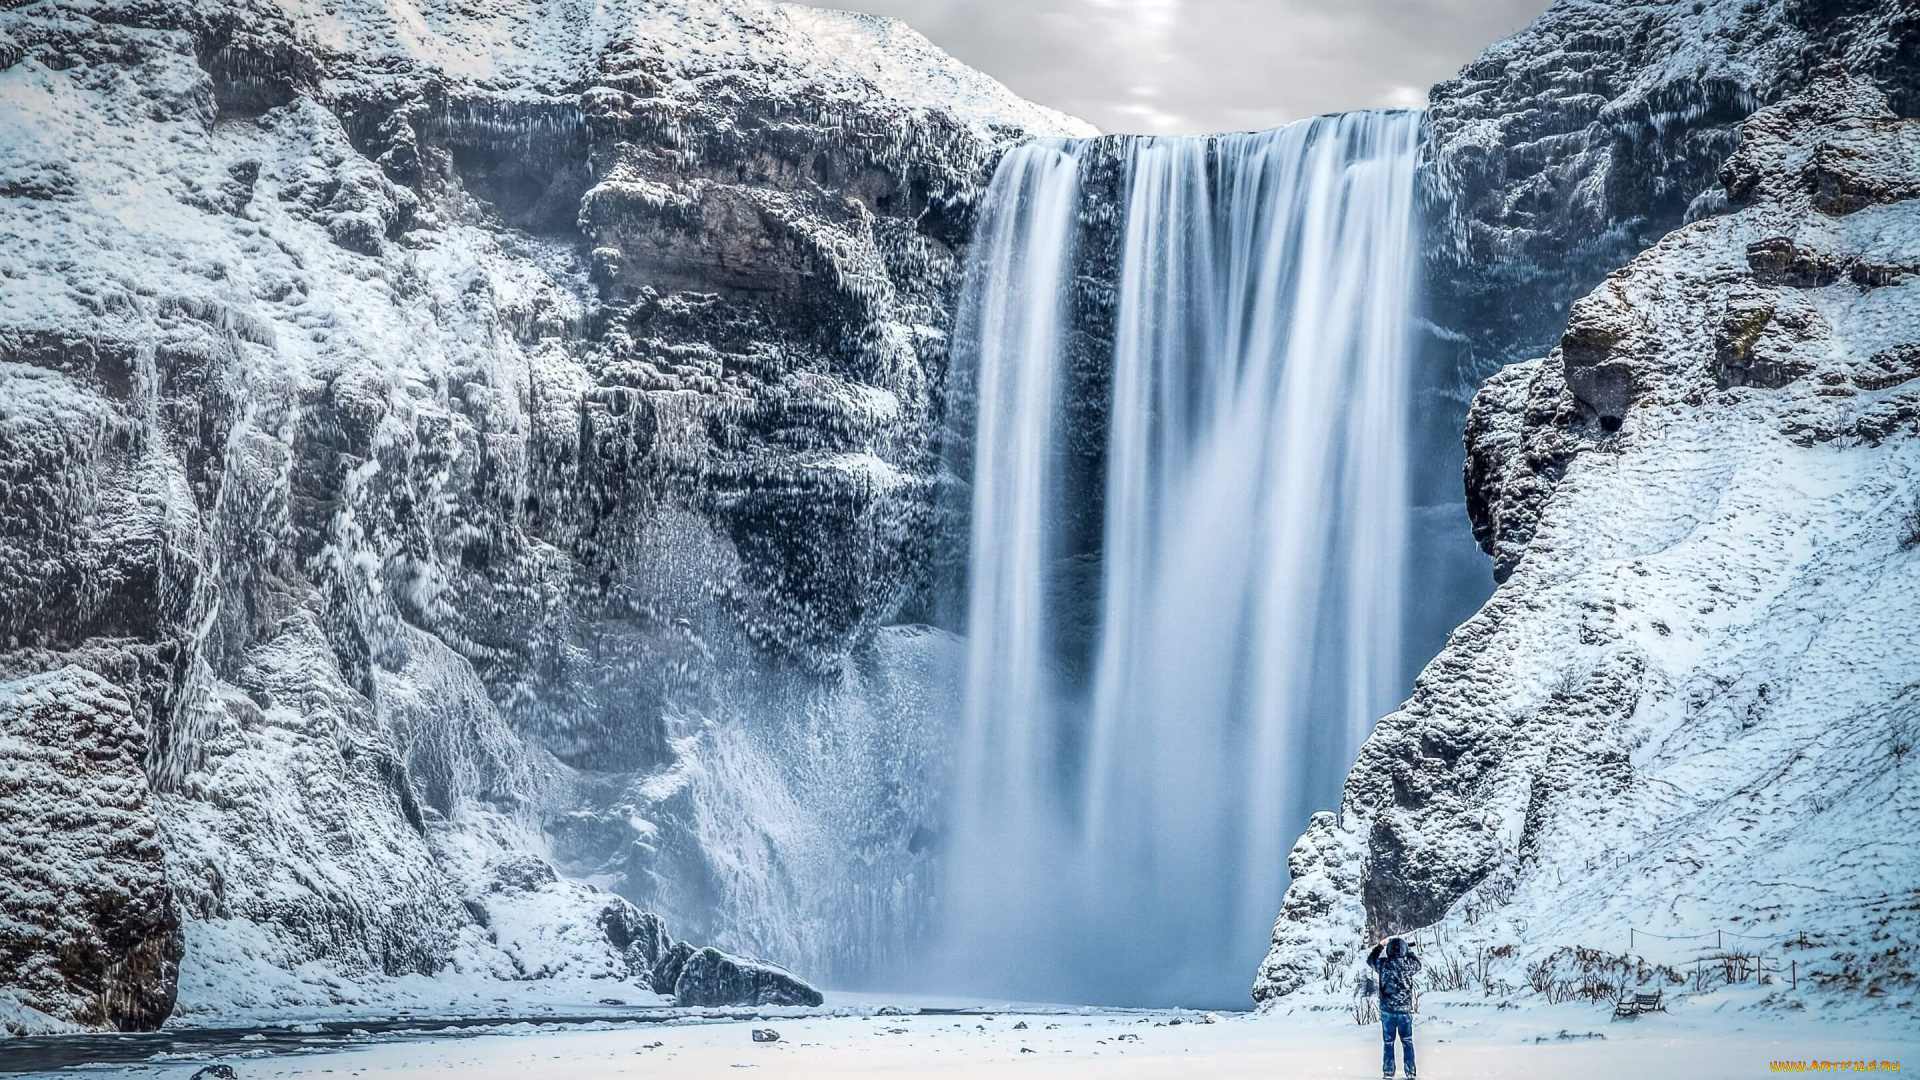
[{"xmin": 1256, "ymin": 68, "xmax": 1920, "ymax": 1017}]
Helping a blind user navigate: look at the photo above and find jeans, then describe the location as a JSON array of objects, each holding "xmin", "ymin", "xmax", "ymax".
[{"xmin": 1381, "ymin": 1009, "xmax": 1415, "ymax": 1077}]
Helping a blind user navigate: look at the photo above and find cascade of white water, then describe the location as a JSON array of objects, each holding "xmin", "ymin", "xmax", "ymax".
[
  {"xmin": 941, "ymin": 139, "xmax": 1089, "ymax": 953},
  {"xmin": 942, "ymin": 112, "xmax": 1423, "ymax": 1006}
]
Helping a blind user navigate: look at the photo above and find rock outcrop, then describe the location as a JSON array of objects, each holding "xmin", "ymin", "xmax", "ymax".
[
  {"xmin": 0, "ymin": 0, "xmax": 1080, "ymax": 1026},
  {"xmin": 0, "ymin": 669, "xmax": 182, "ymax": 1034},
  {"xmin": 1424, "ymin": 0, "xmax": 1918, "ymax": 397},
  {"xmin": 661, "ymin": 946, "xmax": 824, "ymax": 1008},
  {"xmin": 595, "ymin": 893, "xmax": 820, "ymax": 1005},
  {"xmin": 1404, "ymin": 0, "xmax": 1920, "ymax": 689},
  {"xmin": 1257, "ymin": 72, "xmax": 1920, "ymax": 1010}
]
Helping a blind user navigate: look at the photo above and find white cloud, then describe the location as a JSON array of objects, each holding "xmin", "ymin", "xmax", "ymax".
[
  {"xmin": 1380, "ymin": 84, "xmax": 1429, "ymax": 110},
  {"xmin": 1110, "ymin": 100, "xmax": 1189, "ymax": 133},
  {"xmin": 787, "ymin": 0, "xmax": 1552, "ymax": 134}
]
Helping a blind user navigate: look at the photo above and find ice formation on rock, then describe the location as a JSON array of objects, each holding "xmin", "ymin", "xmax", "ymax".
[{"xmin": 0, "ymin": 669, "xmax": 181, "ymax": 1034}]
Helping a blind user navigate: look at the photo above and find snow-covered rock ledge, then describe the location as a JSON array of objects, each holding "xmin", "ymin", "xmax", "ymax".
[{"xmin": 1257, "ymin": 71, "xmax": 1920, "ymax": 1015}]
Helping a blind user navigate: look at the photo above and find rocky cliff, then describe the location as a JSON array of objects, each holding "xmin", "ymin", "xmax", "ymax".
[
  {"xmin": 1423, "ymin": 0, "xmax": 1916, "ymax": 404},
  {"xmin": 0, "ymin": 0, "xmax": 1086, "ymax": 1032},
  {"xmin": 1398, "ymin": 0, "xmax": 1904, "ymax": 693},
  {"xmin": 1402, "ymin": 0, "xmax": 1919, "ymax": 663},
  {"xmin": 1257, "ymin": 69, "xmax": 1920, "ymax": 1012}
]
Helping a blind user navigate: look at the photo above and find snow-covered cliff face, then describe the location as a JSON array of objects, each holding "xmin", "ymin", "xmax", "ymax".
[
  {"xmin": 0, "ymin": 0, "xmax": 1086, "ymax": 1031},
  {"xmin": 0, "ymin": 669, "xmax": 181, "ymax": 1032},
  {"xmin": 1399, "ymin": 0, "xmax": 1920, "ymax": 687},
  {"xmin": 1256, "ymin": 71, "xmax": 1920, "ymax": 1012},
  {"xmin": 1422, "ymin": 0, "xmax": 1917, "ymax": 411}
]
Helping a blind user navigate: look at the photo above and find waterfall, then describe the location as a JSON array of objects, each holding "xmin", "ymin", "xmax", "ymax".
[{"xmin": 941, "ymin": 111, "xmax": 1424, "ymax": 1006}]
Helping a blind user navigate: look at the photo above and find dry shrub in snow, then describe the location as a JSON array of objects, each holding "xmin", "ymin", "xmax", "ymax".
[{"xmin": 1525, "ymin": 947, "xmax": 1683, "ymax": 1006}]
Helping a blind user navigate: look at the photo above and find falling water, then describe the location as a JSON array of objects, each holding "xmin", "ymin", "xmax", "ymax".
[{"xmin": 942, "ymin": 111, "xmax": 1424, "ymax": 1006}]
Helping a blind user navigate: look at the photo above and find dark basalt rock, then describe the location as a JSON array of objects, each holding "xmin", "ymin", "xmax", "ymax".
[
  {"xmin": 650, "ymin": 940, "xmax": 699, "ymax": 996},
  {"xmin": 1461, "ymin": 358, "xmax": 1587, "ymax": 584},
  {"xmin": 670, "ymin": 947, "xmax": 824, "ymax": 1008},
  {"xmin": 1558, "ymin": 282, "xmax": 1644, "ymax": 429},
  {"xmin": 1712, "ymin": 286, "xmax": 1827, "ymax": 391},
  {"xmin": 594, "ymin": 900, "xmax": 816, "ymax": 1007},
  {"xmin": 600, "ymin": 901, "xmax": 673, "ymax": 978},
  {"xmin": 1746, "ymin": 236, "xmax": 1844, "ymax": 287}
]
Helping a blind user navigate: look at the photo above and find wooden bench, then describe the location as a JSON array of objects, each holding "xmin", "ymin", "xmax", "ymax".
[{"xmin": 1613, "ymin": 989, "xmax": 1666, "ymax": 1018}]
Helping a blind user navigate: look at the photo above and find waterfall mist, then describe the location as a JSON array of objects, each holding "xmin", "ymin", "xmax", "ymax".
[{"xmin": 938, "ymin": 111, "xmax": 1426, "ymax": 1007}]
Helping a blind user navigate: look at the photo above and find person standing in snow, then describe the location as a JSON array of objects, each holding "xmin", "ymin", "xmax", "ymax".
[{"xmin": 1368, "ymin": 936, "xmax": 1422, "ymax": 1079}]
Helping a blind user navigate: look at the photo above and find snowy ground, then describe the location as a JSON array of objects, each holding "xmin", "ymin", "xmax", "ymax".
[{"xmin": 4, "ymin": 995, "xmax": 1912, "ymax": 1079}]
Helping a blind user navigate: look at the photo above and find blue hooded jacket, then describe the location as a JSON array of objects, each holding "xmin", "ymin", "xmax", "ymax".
[{"xmin": 1367, "ymin": 938, "xmax": 1421, "ymax": 1013}]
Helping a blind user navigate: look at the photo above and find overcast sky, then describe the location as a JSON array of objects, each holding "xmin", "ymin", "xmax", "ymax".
[{"xmin": 794, "ymin": 0, "xmax": 1555, "ymax": 135}]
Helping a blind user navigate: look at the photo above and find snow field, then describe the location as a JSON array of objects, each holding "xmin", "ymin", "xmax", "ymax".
[{"xmin": 33, "ymin": 1001, "xmax": 1920, "ymax": 1079}]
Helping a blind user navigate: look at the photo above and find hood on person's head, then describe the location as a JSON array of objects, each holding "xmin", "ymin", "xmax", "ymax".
[{"xmin": 1386, "ymin": 937, "xmax": 1406, "ymax": 958}]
